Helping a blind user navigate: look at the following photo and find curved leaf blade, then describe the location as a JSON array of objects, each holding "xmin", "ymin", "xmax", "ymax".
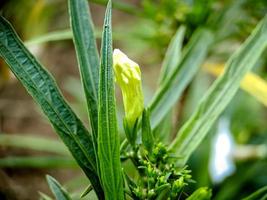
[
  {"xmin": 0, "ymin": 16, "xmax": 103, "ymax": 197},
  {"xmin": 242, "ymin": 186, "xmax": 267, "ymax": 200},
  {"xmin": 68, "ymin": 0, "xmax": 99, "ymax": 147},
  {"xmin": 170, "ymin": 15, "xmax": 267, "ymax": 165},
  {"xmin": 97, "ymin": 1, "xmax": 124, "ymax": 199},
  {"xmin": 46, "ymin": 175, "xmax": 71, "ymax": 200},
  {"xmin": 149, "ymin": 29, "xmax": 214, "ymax": 129},
  {"xmin": 158, "ymin": 26, "xmax": 186, "ymax": 84}
]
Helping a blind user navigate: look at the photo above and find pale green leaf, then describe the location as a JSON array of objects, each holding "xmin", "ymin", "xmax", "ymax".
[
  {"xmin": 170, "ymin": 15, "xmax": 267, "ymax": 165},
  {"xmin": 0, "ymin": 156, "xmax": 77, "ymax": 168},
  {"xmin": 158, "ymin": 26, "xmax": 186, "ymax": 84},
  {"xmin": 46, "ymin": 175, "xmax": 71, "ymax": 200},
  {"xmin": 149, "ymin": 29, "xmax": 213, "ymax": 129}
]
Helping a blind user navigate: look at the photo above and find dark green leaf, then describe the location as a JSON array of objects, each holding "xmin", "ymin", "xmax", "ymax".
[
  {"xmin": 80, "ymin": 185, "xmax": 93, "ymax": 198},
  {"xmin": 0, "ymin": 16, "xmax": 103, "ymax": 197},
  {"xmin": 68, "ymin": 0, "xmax": 99, "ymax": 149},
  {"xmin": 97, "ymin": 1, "xmax": 124, "ymax": 199},
  {"xmin": 142, "ymin": 109, "xmax": 154, "ymax": 153}
]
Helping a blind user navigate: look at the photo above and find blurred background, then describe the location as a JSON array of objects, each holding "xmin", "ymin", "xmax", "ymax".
[{"xmin": 0, "ymin": 0, "xmax": 267, "ymax": 199}]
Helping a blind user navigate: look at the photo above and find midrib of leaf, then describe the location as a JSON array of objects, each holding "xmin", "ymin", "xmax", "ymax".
[
  {"xmin": 97, "ymin": 1, "xmax": 124, "ymax": 199},
  {"xmin": 170, "ymin": 14, "xmax": 267, "ymax": 165}
]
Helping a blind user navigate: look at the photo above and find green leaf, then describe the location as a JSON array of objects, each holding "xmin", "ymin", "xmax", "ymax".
[
  {"xmin": 170, "ymin": 15, "xmax": 267, "ymax": 165},
  {"xmin": 0, "ymin": 16, "xmax": 103, "ymax": 198},
  {"xmin": 0, "ymin": 134, "xmax": 69, "ymax": 155},
  {"xmin": 158, "ymin": 26, "xmax": 186, "ymax": 84},
  {"xmin": 242, "ymin": 186, "xmax": 267, "ymax": 200},
  {"xmin": 97, "ymin": 1, "xmax": 124, "ymax": 199},
  {"xmin": 46, "ymin": 175, "xmax": 72, "ymax": 200},
  {"xmin": 39, "ymin": 192, "xmax": 53, "ymax": 200},
  {"xmin": 90, "ymin": 0, "xmax": 139, "ymax": 15},
  {"xmin": 186, "ymin": 187, "xmax": 212, "ymax": 200},
  {"xmin": 68, "ymin": 0, "xmax": 99, "ymax": 149},
  {"xmin": 80, "ymin": 185, "xmax": 93, "ymax": 198},
  {"xmin": 149, "ymin": 29, "xmax": 213, "ymax": 129},
  {"xmin": 25, "ymin": 29, "xmax": 73, "ymax": 46},
  {"xmin": 0, "ymin": 156, "xmax": 77, "ymax": 168},
  {"xmin": 155, "ymin": 26, "xmax": 185, "ymax": 141},
  {"xmin": 142, "ymin": 109, "xmax": 154, "ymax": 153}
]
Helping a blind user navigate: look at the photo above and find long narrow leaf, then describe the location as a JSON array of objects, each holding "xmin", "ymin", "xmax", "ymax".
[
  {"xmin": 46, "ymin": 175, "xmax": 72, "ymax": 200},
  {"xmin": 0, "ymin": 156, "xmax": 77, "ymax": 168},
  {"xmin": 0, "ymin": 16, "xmax": 103, "ymax": 197},
  {"xmin": 242, "ymin": 186, "xmax": 267, "ymax": 200},
  {"xmin": 149, "ymin": 29, "xmax": 213, "ymax": 129},
  {"xmin": 68, "ymin": 0, "xmax": 99, "ymax": 148},
  {"xmin": 158, "ymin": 26, "xmax": 186, "ymax": 84},
  {"xmin": 97, "ymin": 1, "xmax": 124, "ymax": 199},
  {"xmin": 154, "ymin": 26, "xmax": 185, "ymax": 140},
  {"xmin": 170, "ymin": 15, "xmax": 267, "ymax": 165},
  {"xmin": 0, "ymin": 134, "xmax": 69, "ymax": 155}
]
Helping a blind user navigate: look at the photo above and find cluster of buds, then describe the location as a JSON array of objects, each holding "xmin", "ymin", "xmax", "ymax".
[{"xmin": 130, "ymin": 142, "xmax": 192, "ymax": 199}]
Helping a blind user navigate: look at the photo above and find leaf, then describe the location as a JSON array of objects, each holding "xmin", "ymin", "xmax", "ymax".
[
  {"xmin": 97, "ymin": 1, "xmax": 124, "ymax": 199},
  {"xmin": 39, "ymin": 192, "xmax": 53, "ymax": 200},
  {"xmin": 141, "ymin": 109, "xmax": 154, "ymax": 153},
  {"xmin": 0, "ymin": 134, "xmax": 69, "ymax": 155},
  {"xmin": 90, "ymin": 0, "xmax": 139, "ymax": 15},
  {"xmin": 25, "ymin": 29, "xmax": 73, "ymax": 46},
  {"xmin": 80, "ymin": 185, "xmax": 93, "ymax": 198},
  {"xmin": 170, "ymin": 15, "xmax": 267, "ymax": 165},
  {"xmin": 149, "ymin": 29, "xmax": 213, "ymax": 129},
  {"xmin": 158, "ymin": 26, "xmax": 186, "ymax": 84},
  {"xmin": 0, "ymin": 156, "xmax": 77, "ymax": 168},
  {"xmin": 154, "ymin": 26, "xmax": 185, "ymax": 141},
  {"xmin": 204, "ymin": 63, "xmax": 267, "ymax": 107},
  {"xmin": 46, "ymin": 175, "xmax": 72, "ymax": 200},
  {"xmin": 68, "ymin": 0, "xmax": 99, "ymax": 149},
  {"xmin": 242, "ymin": 186, "xmax": 267, "ymax": 200},
  {"xmin": 0, "ymin": 16, "xmax": 103, "ymax": 198},
  {"xmin": 186, "ymin": 187, "xmax": 212, "ymax": 200}
]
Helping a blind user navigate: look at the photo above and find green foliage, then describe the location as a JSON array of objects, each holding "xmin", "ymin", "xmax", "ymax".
[
  {"xmin": 68, "ymin": 0, "xmax": 99, "ymax": 148},
  {"xmin": 97, "ymin": 1, "xmax": 124, "ymax": 199},
  {"xmin": 186, "ymin": 187, "xmax": 212, "ymax": 200},
  {"xmin": 46, "ymin": 175, "xmax": 72, "ymax": 200},
  {"xmin": 242, "ymin": 185, "xmax": 267, "ymax": 200},
  {"xmin": 141, "ymin": 109, "xmax": 154, "ymax": 153},
  {"xmin": 0, "ymin": 15, "xmax": 103, "ymax": 198},
  {"xmin": 149, "ymin": 29, "xmax": 213, "ymax": 129},
  {"xmin": 0, "ymin": 0, "xmax": 267, "ymax": 199},
  {"xmin": 169, "ymin": 14, "xmax": 267, "ymax": 165}
]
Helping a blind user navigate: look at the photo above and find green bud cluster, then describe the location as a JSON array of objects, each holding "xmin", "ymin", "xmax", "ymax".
[{"xmin": 128, "ymin": 142, "xmax": 192, "ymax": 199}]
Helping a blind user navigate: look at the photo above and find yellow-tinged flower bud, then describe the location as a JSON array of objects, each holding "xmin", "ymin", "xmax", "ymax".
[{"xmin": 113, "ymin": 49, "xmax": 144, "ymax": 129}]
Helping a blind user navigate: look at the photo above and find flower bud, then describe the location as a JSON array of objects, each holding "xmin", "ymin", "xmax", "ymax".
[{"xmin": 113, "ymin": 49, "xmax": 144, "ymax": 129}]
